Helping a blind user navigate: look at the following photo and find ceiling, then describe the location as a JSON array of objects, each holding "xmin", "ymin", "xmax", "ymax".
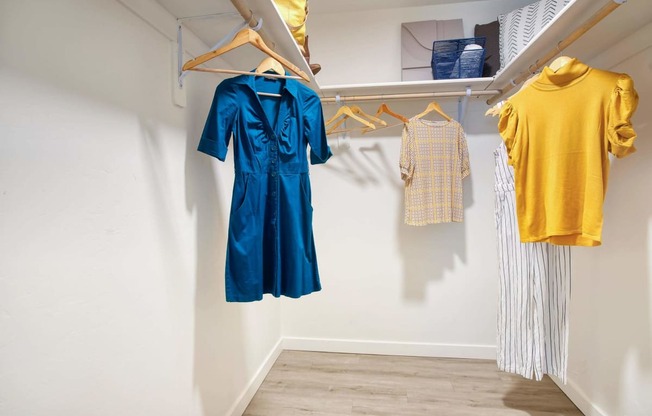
[
  {"xmin": 155, "ymin": 0, "xmax": 496, "ymax": 18},
  {"xmin": 154, "ymin": 0, "xmax": 498, "ymax": 49},
  {"xmin": 155, "ymin": 0, "xmax": 652, "ymax": 91},
  {"xmin": 306, "ymin": 0, "xmax": 492, "ymax": 14}
]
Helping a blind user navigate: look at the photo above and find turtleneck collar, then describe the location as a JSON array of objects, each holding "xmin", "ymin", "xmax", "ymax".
[{"xmin": 533, "ymin": 58, "xmax": 591, "ymax": 90}]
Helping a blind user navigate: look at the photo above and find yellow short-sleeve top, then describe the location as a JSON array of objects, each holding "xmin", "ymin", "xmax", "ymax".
[{"xmin": 498, "ymin": 58, "xmax": 638, "ymax": 247}]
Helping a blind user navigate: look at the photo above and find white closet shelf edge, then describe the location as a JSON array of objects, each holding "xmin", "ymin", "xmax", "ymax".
[
  {"xmin": 487, "ymin": 0, "xmax": 647, "ymax": 96},
  {"xmin": 317, "ymin": 77, "xmax": 495, "ymax": 99}
]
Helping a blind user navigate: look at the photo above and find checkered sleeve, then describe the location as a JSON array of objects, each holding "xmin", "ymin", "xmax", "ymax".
[{"xmin": 399, "ymin": 123, "xmax": 415, "ymax": 181}]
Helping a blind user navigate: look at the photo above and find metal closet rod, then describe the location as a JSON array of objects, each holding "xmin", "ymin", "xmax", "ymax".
[
  {"xmin": 487, "ymin": 0, "xmax": 626, "ymax": 105},
  {"xmin": 321, "ymin": 90, "xmax": 501, "ymax": 104}
]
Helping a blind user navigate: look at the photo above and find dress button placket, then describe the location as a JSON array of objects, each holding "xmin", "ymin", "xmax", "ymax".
[{"xmin": 270, "ymin": 132, "xmax": 279, "ymax": 229}]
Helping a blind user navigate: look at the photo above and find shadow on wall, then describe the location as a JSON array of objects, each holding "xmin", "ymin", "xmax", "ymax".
[
  {"xmin": 320, "ymin": 137, "xmax": 384, "ymax": 187},
  {"xmin": 137, "ymin": 116, "xmax": 188, "ymax": 275},
  {"xmin": 397, "ymin": 175, "xmax": 473, "ymax": 302},
  {"xmin": 570, "ymin": 48, "xmax": 652, "ymax": 414},
  {"xmin": 320, "ymin": 105, "xmax": 477, "ymax": 303},
  {"xmin": 359, "ymin": 142, "xmax": 404, "ymax": 189},
  {"xmin": 183, "ymin": 78, "xmax": 247, "ymax": 415},
  {"xmin": 322, "ymin": 128, "xmax": 474, "ymax": 303},
  {"xmin": 390, "ymin": 109, "xmax": 475, "ymax": 301},
  {"xmin": 502, "ymin": 375, "xmax": 583, "ymax": 415},
  {"xmin": 368, "ymin": 100, "xmax": 476, "ymax": 303}
]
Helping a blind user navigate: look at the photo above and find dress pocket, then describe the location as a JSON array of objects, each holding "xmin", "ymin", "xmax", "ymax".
[
  {"xmin": 298, "ymin": 173, "xmax": 313, "ymax": 211},
  {"xmin": 233, "ymin": 173, "xmax": 251, "ymax": 214}
]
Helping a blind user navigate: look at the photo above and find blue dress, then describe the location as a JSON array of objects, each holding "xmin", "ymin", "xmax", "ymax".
[{"xmin": 198, "ymin": 73, "xmax": 332, "ymax": 302}]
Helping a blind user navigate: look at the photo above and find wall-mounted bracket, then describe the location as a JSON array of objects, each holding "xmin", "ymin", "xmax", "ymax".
[
  {"xmin": 457, "ymin": 87, "xmax": 472, "ymax": 126},
  {"xmin": 172, "ymin": 12, "xmax": 248, "ymax": 107},
  {"xmin": 171, "ymin": 31, "xmax": 186, "ymax": 108}
]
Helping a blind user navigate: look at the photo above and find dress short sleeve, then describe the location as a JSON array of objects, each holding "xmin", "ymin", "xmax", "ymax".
[
  {"xmin": 608, "ymin": 74, "xmax": 639, "ymax": 158},
  {"xmin": 303, "ymin": 91, "xmax": 332, "ymax": 165},
  {"xmin": 399, "ymin": 123, "xmax": 415, "ymax": 181},
  {"xmin": 459, "ymin": 128, "xmax": 470, "ymax": 179},
  {"xmin": 197, "ymin": 81, "xmax": 238, "ymax": 161},
  {"xmin": 498, "ymin": 101, "xmax": 519, "ymax": 166}
]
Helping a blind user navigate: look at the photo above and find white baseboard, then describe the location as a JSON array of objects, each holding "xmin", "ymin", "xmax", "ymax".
[
  {"xmin": 225, "ymin": 337, "xmax": 494, "ymax": 416},
  {"xmin": 282, "ymin": 336, "xmax": 497, "ymax": 360},
  {"xmin": 227, "ymin": 337, "xmax": 611, "ymax": 416},
  {"xmin": 227, "ymin": 337, "xmax": 284, "ymax": 416},
  {"xmin": 553, "ymin": 377, "xmax": 608, "ymax": 416}
]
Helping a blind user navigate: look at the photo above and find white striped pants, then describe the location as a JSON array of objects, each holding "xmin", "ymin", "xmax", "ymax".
[{"xmin": 495, "ymin": 188, "xmax": 572, "ymax": 383}]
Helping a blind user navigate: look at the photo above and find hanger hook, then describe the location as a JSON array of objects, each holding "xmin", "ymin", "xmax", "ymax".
[
  {"xmin": 556, "ymin": 41, "xmax": 564, "ymax": 56},
  {"xmin": 246, "ymin": 10, "xmax": 256, "ymax": 26},
  {"xmin": 251, "ymin": 15, "xmax": 263, "ymax": 31}
]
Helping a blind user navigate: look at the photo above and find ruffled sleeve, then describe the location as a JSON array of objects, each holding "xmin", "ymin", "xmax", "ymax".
[
  {"xmin": 498, "ymin": 101, "xmax": 519, "ymax": 166},
  {"xmin": 608, "ymin": 74, "xmax": 639, "ymax": 158}
]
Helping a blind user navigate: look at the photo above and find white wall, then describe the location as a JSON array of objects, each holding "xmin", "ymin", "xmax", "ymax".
[
  {"xmin": 290, "ymin": 3, "xmax": 652, "ymax": 415},
  {"xmin": 2, "ymin": 0, "xmax": 650, "ymax": 415},
  {"xmin": 282, "ymin": 0, "xmax": 535, "ymax": 357},
  {"xmin": 308, "ymin": 0, "xmax": 533, "ymax": 85},
  {"xmin": 283, "ymin": 108, "xmax": 503, "ymax": 357},
  {"xmin": 0, "ymin": 1, "xmax": 281, "ymax": 415},
  {"xmin": 560, "ymin": 23, "xmax": 652, "ymax": 416}
]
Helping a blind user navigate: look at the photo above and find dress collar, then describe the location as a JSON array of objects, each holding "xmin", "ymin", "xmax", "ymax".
[{"xmin": 534, "ymin": 58, "xmax": 591, "ymax": 90}]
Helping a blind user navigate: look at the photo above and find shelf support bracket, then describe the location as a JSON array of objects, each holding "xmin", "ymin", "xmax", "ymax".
[
  {"xmin": 458, "ymin": 87, "xmax": 472, "ymax": 126},
  {"xmin": 171, "ymin": 25, "xmax": 187, "ymax": 108}
]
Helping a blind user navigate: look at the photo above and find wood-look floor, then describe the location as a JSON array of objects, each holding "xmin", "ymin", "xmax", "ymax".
[{"xmin": 244, "ymin": 350, "xmax": 583, "ymax": 416}]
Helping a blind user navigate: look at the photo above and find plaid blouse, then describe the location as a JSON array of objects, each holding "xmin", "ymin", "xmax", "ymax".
[{"xmin": 400, "ymin": 117, "xmax": 470, "ymax": 225}]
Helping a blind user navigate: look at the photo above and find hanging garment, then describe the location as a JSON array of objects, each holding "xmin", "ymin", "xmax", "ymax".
[
  {"xmin": 494, "ymin": 143, "xmax": 572, "ymax": 383},
  {"xmin": 498, "ymin": 58, "xmax": 638, "ymax": 246},
  {"xmin": 198, "ymin": 73, "xmax": 332, "ymax": 302},
  {"xmin": 399, "ymin": 117, "xmax": 470, "ymax": 225}
]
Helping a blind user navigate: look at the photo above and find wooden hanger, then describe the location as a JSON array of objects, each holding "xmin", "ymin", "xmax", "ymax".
[
  {"xmin": 485, "ymin": 56, "xmax": 569, "ymax": 116},
  {"xmin": 350, "ymin": 106, "xmax": 387, "ymax": 127},
  {"xmin": 325, "ymin": 106, "xmax": 375, "ymax": 135},
  {"xmin": 485, "ymin": 73, "xmax": 540, "ymax": 117},
  {"xmin": 253, "ymin": 57, "xmax": 284, "ymax": 97},
  {"xmin": 326, "ymin": 105, "xmax": 387, "ymax": 133},
  {"xmin": 549, "ymin": 55, "xmax": 572, "ymax": 73},
  {"xmin": 484, "ymin": 102, "xmax": 503, "ymax": 117},
  {"xmin": 325, "ymin": 106, "xmax": 376, "ymax": 127},
  {"xmin": 414, "ymin": 101, "xmax": 452, "ymax": 121},
  {"xmin": 182, "ymin": 28, "xmax": 310, "ymax": 82},
  {"xmin": 255, "ymin": 57, "xmax": 284, "ymax": 76},
  {"xmin": 327, "ymin": 124, "xmax": 376, "ymax": 135},
  {"xmin": 359, "ymin": 103, "xmax": 409, "ymax": 134},
  {"xmin": 375, "ymin": 103, "xmax": 409, "ymax": 123}
]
